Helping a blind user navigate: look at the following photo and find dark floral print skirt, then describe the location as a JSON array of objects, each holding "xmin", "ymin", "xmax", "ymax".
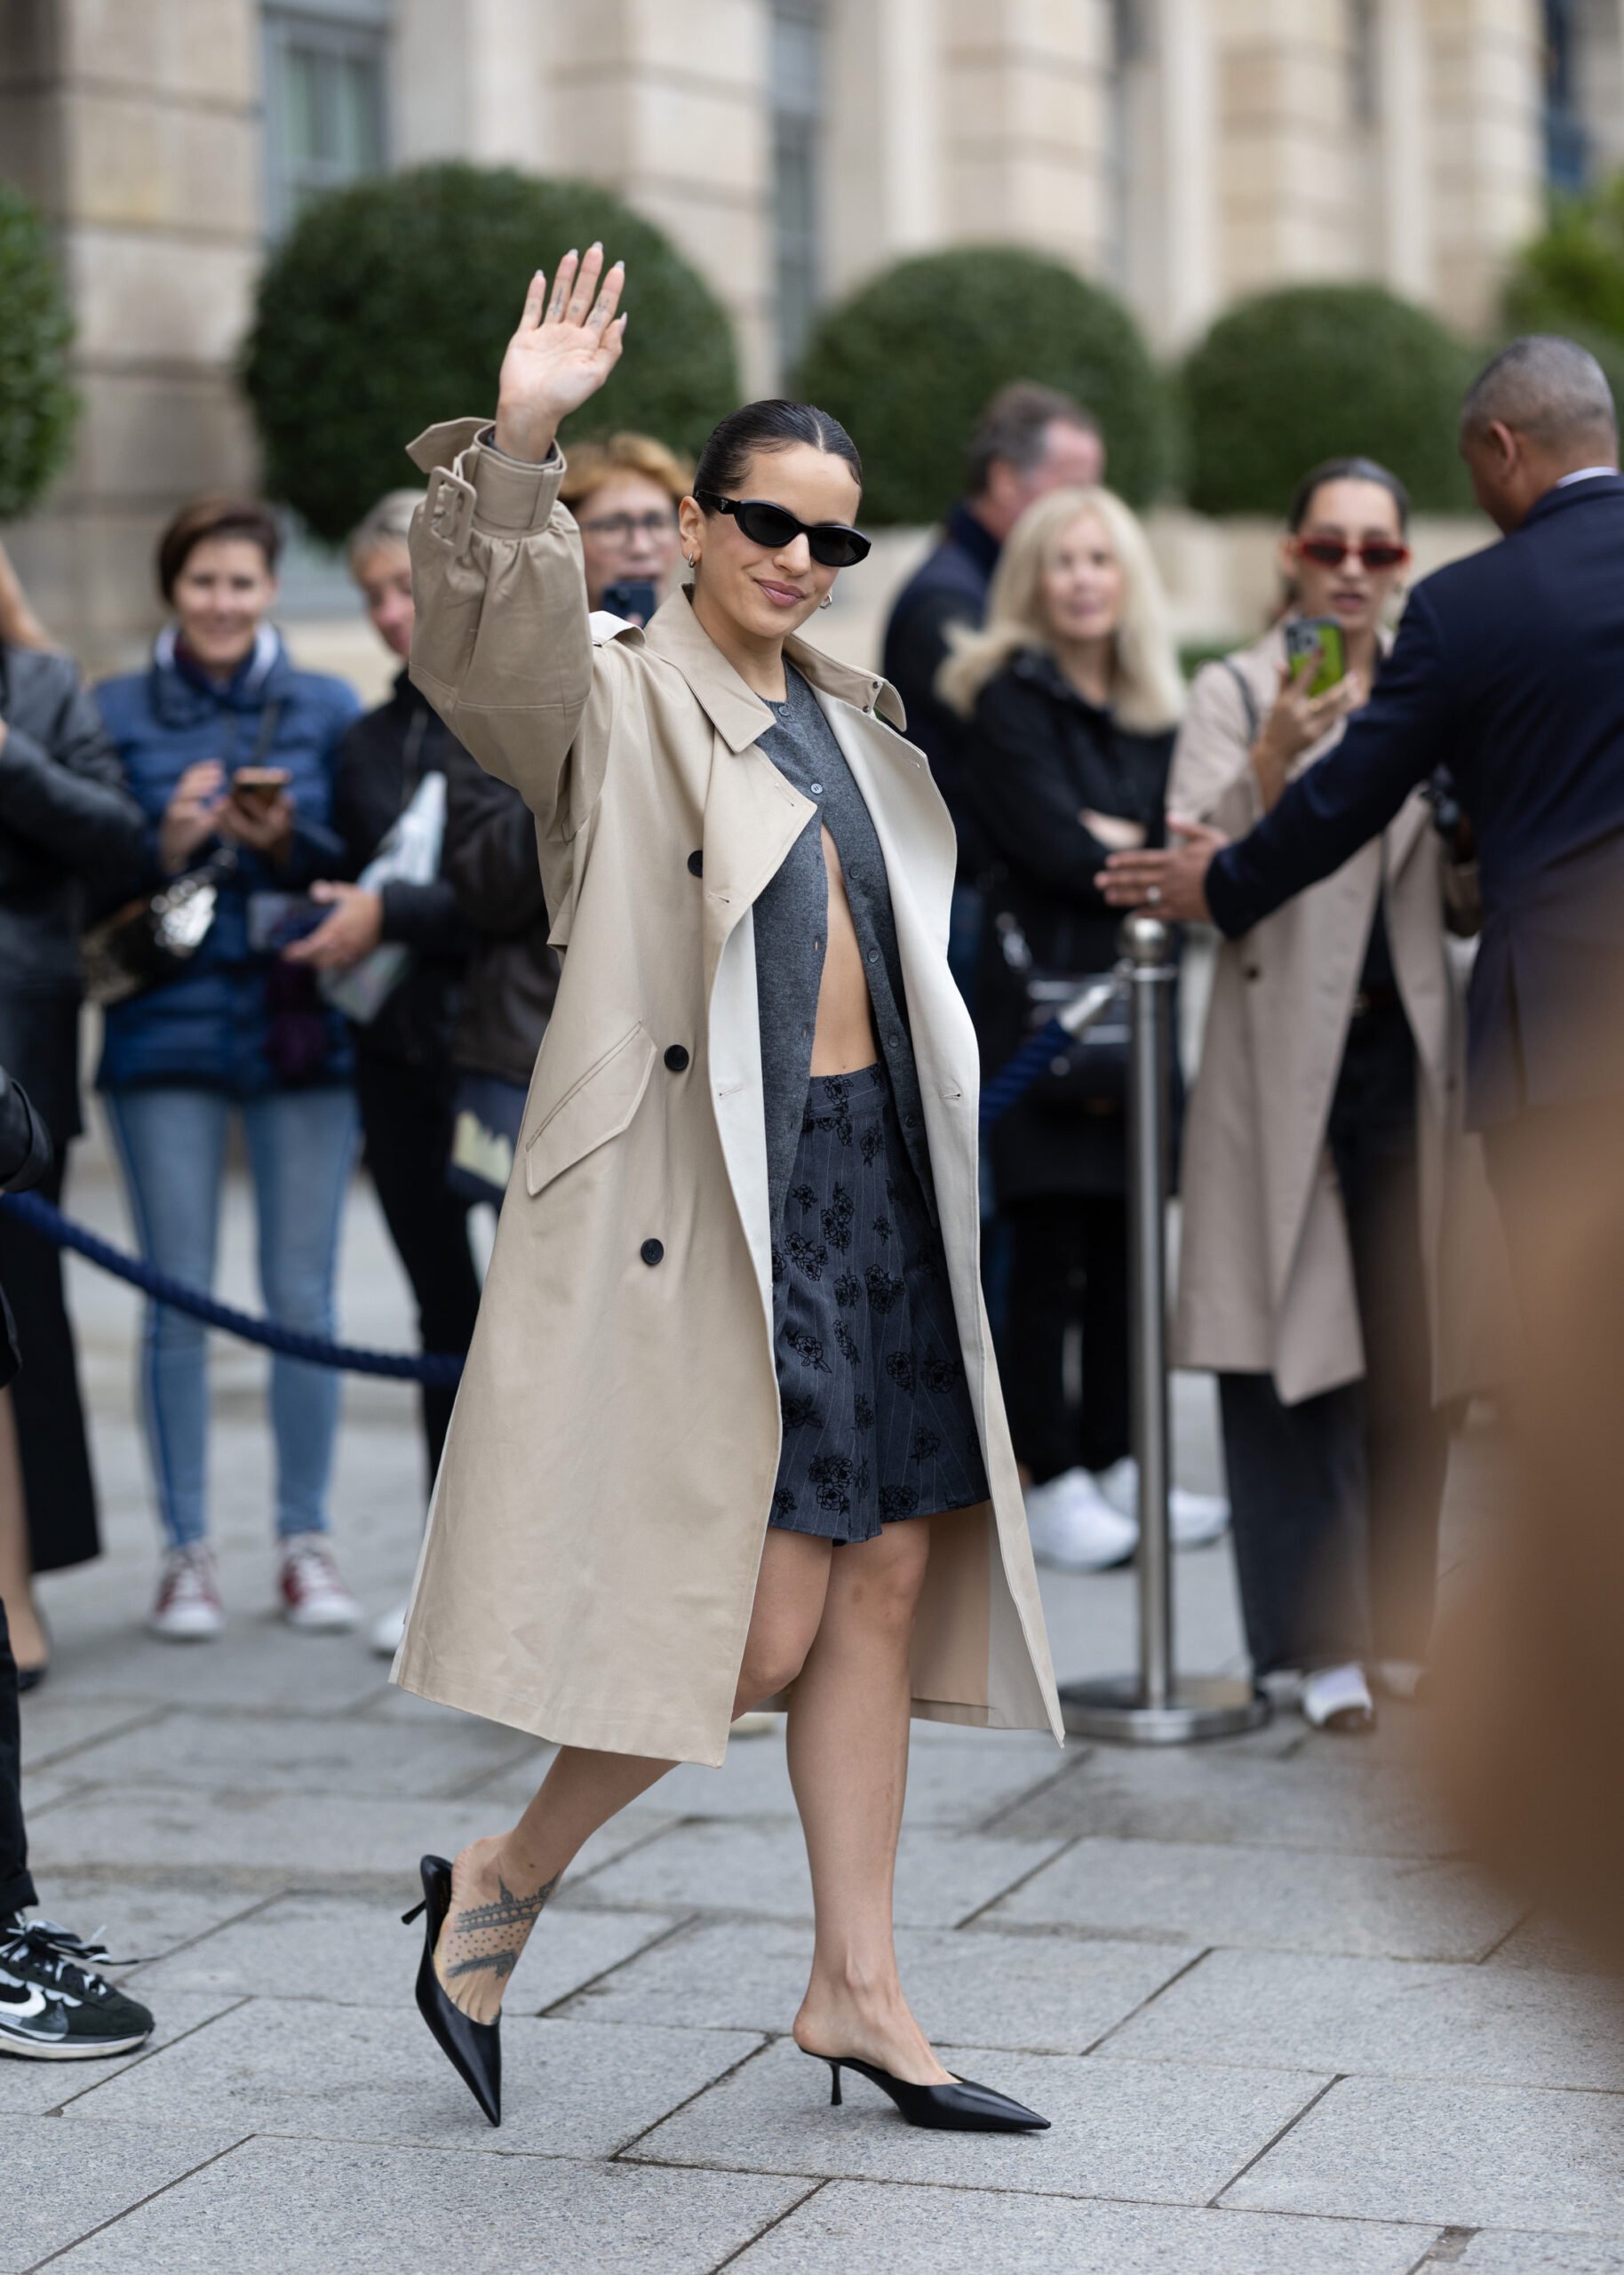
[{"xmin": 768, "ymin": 1064, "xmax": 990, "ymax": 1545}]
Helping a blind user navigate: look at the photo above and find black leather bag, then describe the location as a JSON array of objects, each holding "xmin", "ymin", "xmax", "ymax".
[{"xmin": 988, "ymin": 907, "xmax": 1129, "ymax": 1112}]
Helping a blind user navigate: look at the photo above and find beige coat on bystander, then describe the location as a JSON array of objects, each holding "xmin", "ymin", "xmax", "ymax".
[
  {"xmin": 1170, "ymin": 622, "xmax": 1508, "ymax": 1409},
  {"xmin": 390, "ymin": 420, "xmax": 1063, "ymax": 1767}
]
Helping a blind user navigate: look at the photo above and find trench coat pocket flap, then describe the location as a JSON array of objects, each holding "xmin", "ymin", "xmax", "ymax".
[{"xmin": 524, "ymin": 1023, "xmax": 657, "ymax": 1197}]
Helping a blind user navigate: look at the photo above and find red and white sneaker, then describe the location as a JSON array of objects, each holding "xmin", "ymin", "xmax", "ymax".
[
  {"xmin": 278, "ymin": 1536, "xmax": 361, "ymax": 1633},
  {"xmin": 150, "ymin": 1545, "xmax": 225, "ymax": 1641}
]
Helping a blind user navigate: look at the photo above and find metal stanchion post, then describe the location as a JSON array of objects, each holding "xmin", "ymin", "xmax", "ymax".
[{"xmin": 1059, "ymin": 914, "xmax": 1268, "ymax": 1744}]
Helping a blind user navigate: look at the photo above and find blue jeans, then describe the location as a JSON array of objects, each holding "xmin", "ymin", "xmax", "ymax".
[{"xmin": 105, "ymin": 1085, "xmax": 358, "ymax": 1550}]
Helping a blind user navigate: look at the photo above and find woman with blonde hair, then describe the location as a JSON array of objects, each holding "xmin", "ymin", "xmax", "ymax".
[
  {"xmin": 942, "ymin": 487, "xmax": 1225, "ymax": 1572},
  {"xmin": 557, "ymin": 430, "xmax": 690, "ymax": 624}
]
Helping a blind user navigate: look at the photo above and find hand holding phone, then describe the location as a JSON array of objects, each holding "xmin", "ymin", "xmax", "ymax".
[
  {"xmin": 230, "ymin": 766, "xmax": 292, "ymax": 810},
  {"xmin": 1283, "ymin": 617, "xmax": 1346, "ymax": 699}
]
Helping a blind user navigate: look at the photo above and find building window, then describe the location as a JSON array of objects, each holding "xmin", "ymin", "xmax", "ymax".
[
  {"xmin": 263, "ymin": 1, "xmax": 390, "ymax": 235},
  {"xmin": 770, "ymin": 0, "xmax": 826, "ymax": 379},
  {"xmin": 1543, "ymin": 0, "xmax": 1589, "ymax": 191}
]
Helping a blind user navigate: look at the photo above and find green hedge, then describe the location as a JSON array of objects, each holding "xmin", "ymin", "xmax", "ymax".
[
  {"xmin": 1505, "ymin": 174, "xmax": 1624, "ymax": 344},
  {"xmin": 0, "ymin": 185, "xmax": 77, "ymax": 522},
  {"xmin": 1182, "ymin": 284, "xmax": 1477, "ymax": 518},
  {"xmin": 243, "ymin": 164, "xmax": 740, "ymax": 544},
  {"xmin": 794, "ymin": 247, "xmax": 1173, "ymax": 522}
]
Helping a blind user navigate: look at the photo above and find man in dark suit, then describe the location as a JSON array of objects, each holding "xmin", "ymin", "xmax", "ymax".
[
  {"xmin": 883, "ymin": 382, "xmax": 1103, "ymax": 987},
  {"xmin": 1102, "ymin": 335, "xmax": 1624, "ymax": 1260}
]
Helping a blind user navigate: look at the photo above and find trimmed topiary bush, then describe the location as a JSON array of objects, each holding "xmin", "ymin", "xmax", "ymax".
[
  {"xmin": 1182, "ymin": 284, "xmax": 1477, "ymax": 518},
  {"xmin": 1505, "ymin": 174, "xmax": 1624, "ymax": 345},
  {"xmin": 0, "ymin": 185, "xmax": 77, "ymax": 521},
  {"xmin": 794, "ymin": 247, "xmax": 1173, "ymax": 522},
  {"xmin": 243, "ymin": 163, "xmax": 740, "ymax": 544}
]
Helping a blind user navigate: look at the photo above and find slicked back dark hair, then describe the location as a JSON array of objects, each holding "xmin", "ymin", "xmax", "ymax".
[
  {"xmin": 1287, "ymin": 455, "xmax": 1410, "ymax": 534},
  {"xmin": 693, "ymin": 399, "xmax": 862, "ymax": 499}
]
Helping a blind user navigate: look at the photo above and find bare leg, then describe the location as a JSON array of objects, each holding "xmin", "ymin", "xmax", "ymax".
[
  {"xmin": 0, "ymin": 1391, "xmax": 44, "ymax": 1672},
  {"xmin": 436, "ymin": 1528, "xmax": 833, "ymax": 2021},
  {"xmin": 788, "ymin": 1517, "xmax": 951, "ymax": 2085}
]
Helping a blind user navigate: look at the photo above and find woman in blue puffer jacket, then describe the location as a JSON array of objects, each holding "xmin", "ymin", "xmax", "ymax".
[{"xmin": 95, "ymin": 496, "xmax": 364, "ymax": 1643}]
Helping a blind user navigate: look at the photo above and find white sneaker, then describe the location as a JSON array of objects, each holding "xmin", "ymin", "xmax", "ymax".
[
  {"xmin": 1095, "ymin": 1457, "xmax": 1231, "ymax": 1548},
  {"xmin": 370, "ymin": 1601, "xmax": 409, "ymax": 1659},
  {"xmin": 278, "ymin": 1536, "xmax": 362, "ymax": 1632},
  {"xmin": 1023, "ymin": 1469, "xmax": 1138, "ymax": 1572},
  {"xmin": 150, "ymin": 1545, "xmax": 225, "ymax": 1641},
  {"xmin": 1302, "ymin": 1662, "xmax": 1376, "ymax": 1733}
]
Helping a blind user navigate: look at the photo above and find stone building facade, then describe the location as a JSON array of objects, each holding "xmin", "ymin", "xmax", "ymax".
[{"xmin": 1, "ymin": 0, "xmax": 1619, "ymax": 666}]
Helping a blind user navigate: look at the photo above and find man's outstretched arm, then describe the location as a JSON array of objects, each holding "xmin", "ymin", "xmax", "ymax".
[{"xmin": 1103, "ymin": 587, "xmax": 1453, "ymax": 930}]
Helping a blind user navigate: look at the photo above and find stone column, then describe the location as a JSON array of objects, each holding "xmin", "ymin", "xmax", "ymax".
[
  {"xmin": 1212, "ymin": 0, "xmax": 1361, "ymax": 298},
  {"xmin": 0, "ymin": 0, "xmax": 264, "ymax": 669},
  {"xmin": 937, "ymin": 0, "xmax": 1114, "ymax": 276},
  {"xmin": 824, "ymin": 0, "xmax": 946, "ymax": 300},
  {"xmin": 1371, "ymin": 0, "xmax": 1435, "ymax": 306},
  {"xmin": 1142, "ymin": 0, "xmax": 1220, "ymax": 349},
  {"xmin": 1421, "ymin": 0, "xmax": 1543, "ymax": 336}
]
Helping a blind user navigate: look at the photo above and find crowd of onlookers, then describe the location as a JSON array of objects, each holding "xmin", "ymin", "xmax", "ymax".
[{"xmin": 0, "ymin": 376, "xmax": 1509, "ymax": 1753}]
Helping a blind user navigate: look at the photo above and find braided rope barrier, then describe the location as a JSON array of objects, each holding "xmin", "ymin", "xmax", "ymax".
[{"xmin": 0, "ymin": 973, "xmax": 1127, "ymax": 1385}]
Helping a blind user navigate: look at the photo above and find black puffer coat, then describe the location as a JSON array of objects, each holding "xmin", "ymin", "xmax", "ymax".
[{"xmin": 960, "ymin": 648, "xmax": 1178, "ymax": 1202}]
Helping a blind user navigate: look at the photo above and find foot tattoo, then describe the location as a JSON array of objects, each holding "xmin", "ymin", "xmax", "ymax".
[{"xmin": 435, "ymin": 1870, "xmax": 559, "ymax": 2020}]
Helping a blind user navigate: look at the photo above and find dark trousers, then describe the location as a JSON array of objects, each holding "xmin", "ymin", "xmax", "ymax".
[
  {"xmin": 0, "ymin": 1147, "xmax": 99, "ymax": 1573},
  {"xmin": 0, "ymin": 1600, "xmax": 33, "ymax": 1914},
  {"xmin": 1221, "ymin": 1004, "xmax": 1451, "ymax": 1675},
  {"xmin": 354, "ymin": 1053, "xmax": 482, "ymax": 1489},
  {"xmin": 999, "ymin": 1193, "xmax": 1131, "ymax": 1483}
]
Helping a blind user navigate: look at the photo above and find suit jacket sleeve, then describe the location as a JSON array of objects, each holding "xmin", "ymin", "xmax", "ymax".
[
  {"xmin": 1206, "ymin": 587, "xmax": 1452, "ymax": 938},
  {"xmin": 405, "ymin": 420, "xmax": 596, "ymax": 841}
]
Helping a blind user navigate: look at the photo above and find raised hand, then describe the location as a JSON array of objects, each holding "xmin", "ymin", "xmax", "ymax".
[{"xmin": 493, "ymin": 245, "xmax": 627, "ymax": 465}]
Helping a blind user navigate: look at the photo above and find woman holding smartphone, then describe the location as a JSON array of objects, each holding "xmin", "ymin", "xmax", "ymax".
[
  {"xmin": 394, "ymin": 247, "xmax": 1062, "ymax": 2135},
  {"xmin": 95, "ymin": 497, "xmax": 363, "ymax": 1642},
  {"xmin": 1167, "ymin": 458, "xmax": 1500, "ymax": 1731}
]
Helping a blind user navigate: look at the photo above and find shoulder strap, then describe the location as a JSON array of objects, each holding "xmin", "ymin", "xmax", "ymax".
[{"xmin": 1220, "ymin": 658, "xmax": 1261, "ymax": 744}]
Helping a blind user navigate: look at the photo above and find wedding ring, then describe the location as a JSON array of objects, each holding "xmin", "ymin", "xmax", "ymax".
[{"xmin": 1147, "ymin": 884, "xmax": 1163, "ymax": 906}]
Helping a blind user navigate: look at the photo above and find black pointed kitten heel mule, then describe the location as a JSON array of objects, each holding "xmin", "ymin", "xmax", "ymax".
[
  {"xmin": 809, "ymin": 2047, "xmax": 1049, "ymax": 2132},
  {"xmin": 402, "ymin": 1855, "xmax": 501, "ymax": 2127}
]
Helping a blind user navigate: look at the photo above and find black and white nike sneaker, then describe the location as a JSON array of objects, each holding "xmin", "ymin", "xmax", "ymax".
[{"xmin": 0, "ymin": 1913, "xmax": 153, "ymax": 2059}]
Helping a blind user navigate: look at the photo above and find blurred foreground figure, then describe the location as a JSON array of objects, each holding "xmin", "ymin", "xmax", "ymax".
[
  {"xmin": 1434, "ymin": 1084, "xmax": 1624, "ymax": 1975},
  {"xmin": 0, "ymin": 1063, "xmax": 154, "ymax": 2058},
  {"xmin": 0, "ymin": 539, "xmax": 146, "ymax": 1683}
]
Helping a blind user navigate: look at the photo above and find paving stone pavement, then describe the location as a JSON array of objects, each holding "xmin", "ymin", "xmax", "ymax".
[{"xmin": 7, "ymin": 1157, "xmax": 1620, "ymax": 2272}]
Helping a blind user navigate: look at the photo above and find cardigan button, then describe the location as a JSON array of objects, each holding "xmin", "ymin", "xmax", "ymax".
[
  {"xmin": 663, "ymin": 1044, "xmax": 689, "ymax": 1072},
  {"xmin": 687, "ymin": 849, "xmax": 704, "ymax": 876},
  {"xmin": 641, "ymin": 1238, "xmax": 665, "ymax": 1266}
]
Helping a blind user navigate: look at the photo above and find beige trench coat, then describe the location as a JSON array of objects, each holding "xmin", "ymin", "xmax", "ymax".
[
  {"xmin": 1171, "ymin": 624, "xmax": 1507, "ymax": 1407},
  {"xmin": 391, "ymin": 420, "xmax": 1063, "ymax": 1767}
]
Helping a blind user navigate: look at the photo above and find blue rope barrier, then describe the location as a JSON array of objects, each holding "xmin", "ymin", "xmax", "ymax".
[
  {"xmin": 0, "ymin": 1007, "xmax": 1104, "ymax": 1385},
  {"xmin": 0, "ymin": 1190, "xmax": 465, "ymax": 1387}
]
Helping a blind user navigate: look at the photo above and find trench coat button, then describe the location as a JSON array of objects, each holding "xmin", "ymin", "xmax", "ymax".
[
  {"xmin": 663, "ymin": 1044, "xmax": 689, "ymax": 1072},
  {"xmin": 809, "ymin": 780, "xmax": 824, "ymax": 795},
  {"xmin": 687, "ymin": 849, "xmax": 704, "ymax": 876},
  {"xmin": 866, "ymin": 946, "xmax": 880, "ymax": 962},
  {"xmin": 641, "ymin": 1238, "xmax": 665, "ymax": 1266}
]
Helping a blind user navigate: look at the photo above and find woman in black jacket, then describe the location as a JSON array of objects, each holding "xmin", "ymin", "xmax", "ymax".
[
  {"xmin": 288, "ymin": 496, "xmax": 482, "ymax": 1548},
  {"xmin": 941, "ymin": 486, "xmax": 1222, "ymax": 1574},
  {"xmin": 0, "ymin": 545, "xmax": 147, "ymax": 1678}
]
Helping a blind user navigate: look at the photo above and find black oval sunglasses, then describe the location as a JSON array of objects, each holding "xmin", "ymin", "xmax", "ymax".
[{"xmin": 695, "ymin": 490, "xmax": 871, "ymax": 569}]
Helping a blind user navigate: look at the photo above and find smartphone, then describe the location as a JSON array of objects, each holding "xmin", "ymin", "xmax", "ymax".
[
  {"xmin": 245, "ymin": 891, "xmax": 324, "ymax": 953},
  {"xmin": 599, "ymin": 579, "xmax": 658, "ymax": 627},
  {"xmin": 231, "ymin": 766, "xmax": 291, "ymax": 809},
  {"xmin": 1284, "ymin": 618, "xmax": 1346, "ymax": 699}
]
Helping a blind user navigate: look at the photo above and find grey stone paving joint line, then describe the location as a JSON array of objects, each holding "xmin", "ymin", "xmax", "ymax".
[
  {"xmin": 951, "ymin": 1829, "xmax": 1091, "ymax": 1928},
  {"xmin": 24, "ymin": 2135, "xmax": 252, "ymax": 2275},
  {"xmin": 1206, "ymin": 2071, "xmax": 1344, "ymax": 2208},
  {"xmin": 707, "ymin": 2178, "xmax": 832, "ymax": 2273},
  {"xmin": 54, "ymin": 1994, "xmax": 254, "ymax": 2118},
  {"xmin": 1079, "ymin": 1944, "xmax": 1215, "ymax": 2055}
]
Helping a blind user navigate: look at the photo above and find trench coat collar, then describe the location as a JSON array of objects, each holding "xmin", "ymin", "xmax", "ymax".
[{"xmin": 641, "ymin": 587, "xmax": 907, "ymax": 751}]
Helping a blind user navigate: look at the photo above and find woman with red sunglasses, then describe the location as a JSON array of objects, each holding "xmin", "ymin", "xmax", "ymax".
[{"xmin": 1167, "ymin": 456, "xmax": 1501, "ymax": 1734}]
